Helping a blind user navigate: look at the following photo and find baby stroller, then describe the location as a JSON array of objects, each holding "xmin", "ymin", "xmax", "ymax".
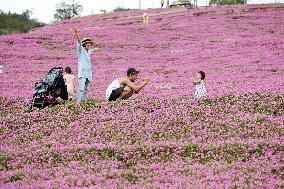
[{"xmin": 30, "ymin": 67, "xmax": 68, "ymax": 110}]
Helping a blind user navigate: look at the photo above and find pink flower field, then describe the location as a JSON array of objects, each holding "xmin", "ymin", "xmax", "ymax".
[{"xmin": 0, "ymin": 4, "xmax": 284, "ymax": 188}]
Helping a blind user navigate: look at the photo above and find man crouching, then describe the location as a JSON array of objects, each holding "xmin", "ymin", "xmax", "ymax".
[{"xmin": 106, "ymin": 68, "xmax": 149, "ymax": 101}]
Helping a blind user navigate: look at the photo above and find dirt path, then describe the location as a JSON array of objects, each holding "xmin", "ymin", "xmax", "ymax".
[
  {"xmin": 81, "ymin": 4, "xmax": 284, "ymax": 30},
  {"xmin": 98, "ymin": 4, "xmax": 284, "ymax": 20}
]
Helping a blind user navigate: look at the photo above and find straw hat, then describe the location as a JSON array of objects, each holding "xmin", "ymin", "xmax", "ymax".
[{"xmin": 81, "ymin": 38, "xmax": 94, "ymax": 46}]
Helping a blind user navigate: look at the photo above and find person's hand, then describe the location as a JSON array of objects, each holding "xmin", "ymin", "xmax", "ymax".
[
  {"xmin": 144, "ymin": 76, "xmax": 149, "ymax": 84},
  {"xmin": 56, "ymin": 97, "xmax": 62, "ymax": 103},
  {"xmin": 93, "ymin": 47, "xmax": 99, "ymax": 51},
  {"xmin": 72, "ymin": 26, "xmax": 78, "ymax": 33}
]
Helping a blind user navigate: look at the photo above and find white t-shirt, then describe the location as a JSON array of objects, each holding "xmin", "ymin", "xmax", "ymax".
[
  {"xmin": 195, "ymin": 80, "xmax": 206, "ymax": 98},
  {"xmin": 105, "ymin": 78, "xmax": 124, "ymax": 100},
  {"xmin": 64, "ymin": 74, "xmax": 75, "ymax": 97}
]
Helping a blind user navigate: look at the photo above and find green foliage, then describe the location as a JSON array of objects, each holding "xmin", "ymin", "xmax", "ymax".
[
  {"xmin": 0, "ymin": 9, "xmax": 45, "ymax": 35},
  {"xmin": 180, "ymin": 144, "xmax": 199, "ymax": 158},
  {"xmin": 220, "ymin": 0, "xmax": 245, "ymax": 5},
  {"xmin": 122, "ymin": 173, "xmax": 139, "ymax": 184},
  {"xmin": 54, "ymin": 0, "xmax": 83, "ymax": 22},
  {"xmin": 98, "ymin": 149, "xmax": 115, "ymax": 160},
  {"xmin": 6, "ymin": 173, "xmax": 23, "ymax": 183},
  {"xmin": 209, "ymin": 0, "xmax": 245, "ymax": 5},
  {"xmin": 113, "ymin": 7, "xmax": 135, "ymax": 13},
  {"xmin": 0, "ymin": 155, "xmax": 12, "ymax": 171}
]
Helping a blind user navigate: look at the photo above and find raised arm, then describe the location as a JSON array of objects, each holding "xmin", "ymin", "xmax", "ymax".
[
  {"xmin": 72, "ymin": 27, "xmax": 81, "ymax": 44},
  {"xmin": 121, "ymin": 77, "xmax": 149, "ymax": 94}
]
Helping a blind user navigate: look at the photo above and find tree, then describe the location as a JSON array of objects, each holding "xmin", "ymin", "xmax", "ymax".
[
  {"xmin": 53, "ymin": 0, "xmax": 83, "ymax": 22},
  {"xmin": 209, "ymin": 0, "xmax": 245, "ymax": 5},
  {"xmin": 0, "ymin": 9, "xmax": 45, "ymax": 34},
  {"xmin": 112, "ymin": 7, "xmax": 134, "ymax": 12},
  {"xmin": 21, "ymin": 9, "xmax": 33, "ymax": 20}
]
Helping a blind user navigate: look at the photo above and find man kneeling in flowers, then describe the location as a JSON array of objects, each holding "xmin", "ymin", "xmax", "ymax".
[{"xmin": 106, "ymin": 68, "xmax": 149, "ymax": 101}]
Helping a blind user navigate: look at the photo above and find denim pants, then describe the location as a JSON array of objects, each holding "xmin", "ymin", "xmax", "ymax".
[{"xmin": 76, "ymin": 77, "xmax": 91, "ymax": 102}]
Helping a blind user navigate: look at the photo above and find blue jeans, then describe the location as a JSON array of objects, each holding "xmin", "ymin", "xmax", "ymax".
[{"xmin": 76, "ymin": 77, "xmax": 91, "ymax": 102}]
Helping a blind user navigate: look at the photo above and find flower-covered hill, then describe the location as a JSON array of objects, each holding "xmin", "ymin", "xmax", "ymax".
[
  {"xmin": 0, "ymin": 4, "xmax": 284, "ymax": 189},
  {"xmin": 0, "ymin": 93, "xmax": 284, "ymax": 188},
  {"xmin": 0, "ymin": 4, "xmax": 283, "ymax": 99}
]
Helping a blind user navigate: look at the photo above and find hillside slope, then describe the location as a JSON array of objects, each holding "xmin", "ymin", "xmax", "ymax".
[
  {"xmin": 0, "ymin": 5, "xmax": 283, "ymax": 99},
  {"xmin": 0, "ymin": 5, "xmax": 284, "ymax": 188}
]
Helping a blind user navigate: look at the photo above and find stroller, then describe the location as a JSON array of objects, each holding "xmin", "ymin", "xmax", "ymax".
[{"xmin": 30, "ymin": 67, "xmax": 68, "ymax": 110}]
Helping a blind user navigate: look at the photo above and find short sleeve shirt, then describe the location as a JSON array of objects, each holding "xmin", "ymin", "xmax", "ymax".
[{"xmin": 77, "ymin": 42, "xmax": 93, "ymax": 81}]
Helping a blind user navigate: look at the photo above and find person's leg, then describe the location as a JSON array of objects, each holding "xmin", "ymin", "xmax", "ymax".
[
  {"xmin": 118, "ymin": 86, "xmax": 133, "ymax": 100},
  {"xmin": 76, "ymin": 77, "xmax": 87, "ymax": 103},
  {"xmin": 82, "ymin": 79, "xmax": 91, "ymax": 101}
]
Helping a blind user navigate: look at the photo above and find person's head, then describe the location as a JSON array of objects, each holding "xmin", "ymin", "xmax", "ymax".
[
  {"xmin": 197, "ymin": 71, "xmax": 205, "ymax": 80},
  {"xmin": 127, "ymin": 68, "xmax": 139, "ymax": 82},
  {"xmin": 65, "ymin": 67, "xmax": 72, "ymax": 74},
  {"xmin": 82, "ymin": 38, "xmax": 94, "ymax": 50}
]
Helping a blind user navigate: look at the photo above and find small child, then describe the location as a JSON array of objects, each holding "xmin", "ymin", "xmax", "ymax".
[
  {"xmin": 63, "ymin": 67, "xmax": 75, "ymax": 100},
  {"xmin": 0, "ymin": 65, "xmax": 3, "ymax": 74},
  {"xmin": 143, "ymin": 13, "xmax": 149, "ymax": 25},
  {"xmin": 192, "ymin": 71, "xmax": 207, "ymax": 99}
]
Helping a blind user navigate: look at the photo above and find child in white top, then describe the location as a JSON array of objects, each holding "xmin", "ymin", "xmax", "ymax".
[
  {"xmin": 192, "ymin": 71, "xmax": 207, "ymax": 99},
  {"xmin": 0, "ymin": 65, "xmax": 3, "ymax": 74},
  {"xmin": 63, "ymin": 67, "xmax": 75, "ymax": 100}
]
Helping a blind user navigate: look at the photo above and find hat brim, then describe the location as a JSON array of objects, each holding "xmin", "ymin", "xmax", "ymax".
[{"xmin": 82, "ymin": 41, "xmax": 94, "ymax": 45}]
